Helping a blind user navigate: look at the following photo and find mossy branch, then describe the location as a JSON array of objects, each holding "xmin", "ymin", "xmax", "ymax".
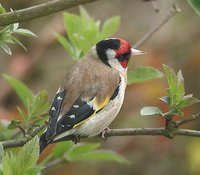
[{"xmin": 0, "ymin": 0, "xmax": 99, "ymax": 26}]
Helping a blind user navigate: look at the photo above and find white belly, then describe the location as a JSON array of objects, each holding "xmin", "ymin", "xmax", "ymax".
[{"xmin": 75, "ymin": 73, "xmax": 127, "ymax": 137}]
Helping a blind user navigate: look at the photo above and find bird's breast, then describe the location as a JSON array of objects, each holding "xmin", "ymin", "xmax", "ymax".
[{"xmin": 75, "ymin": 73, "xmax": 127, "ymax": 137}]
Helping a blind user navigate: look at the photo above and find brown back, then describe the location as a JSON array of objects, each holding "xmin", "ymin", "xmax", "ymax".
[{"xmin": 60, "ymin": 53, "xmax": 120, "ymax": 116}]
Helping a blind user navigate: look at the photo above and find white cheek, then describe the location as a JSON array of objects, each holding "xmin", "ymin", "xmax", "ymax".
[
  {"xmin": 106, "ymin": 50, "xmax": 126, "ymax": 73},
  {"xmin": 106, "ymin": 49, "xmax": 127, "ymax": 73},
  {"xmin": 106, "ymin": 49, "xmax": 116, "ymax": 59},
  {"xmin": 108, "ymin": 59, "xmax": 127, "ymax": 73}
]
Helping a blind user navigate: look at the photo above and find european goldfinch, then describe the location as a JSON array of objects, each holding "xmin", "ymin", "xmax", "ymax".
[{"xmin": 39, "ymin": 38, "xmax": 145, "ymax": 153}]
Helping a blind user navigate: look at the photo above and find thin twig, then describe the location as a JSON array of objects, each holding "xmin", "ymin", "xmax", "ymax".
[
  {"xmin": 176, "ymin": 112, "xmax": 200, "ymax": 127},
  {"xmin": 133, "ymin": 3, "xmax": 181, "ymax": 48},
  {"xmin": 0, "ymin": 0, "xmax": 99, "ymax": 26},
  {"xmin": 17, "ymin": 124, "xmax": 27, "ymax": 137},
  {"xmin": 45, "ymin": 157, "xmax": 66, "ymax": 170},
  {"xmin": 29, "ymin": 122, "xmax": 47, "ymax": 137},
  {"xmin": 0, "ymin": 123, "xmax": 46, "ymax": 149}
]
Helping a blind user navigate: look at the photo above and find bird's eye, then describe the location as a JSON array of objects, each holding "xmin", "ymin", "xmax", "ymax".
[
  {"xmin": 116, "ymin": 52, "xmax": 131, "ymax": 61},
  {"xmin": 116, "ymin": 54, "xmax": 123, "ymax": 61}
]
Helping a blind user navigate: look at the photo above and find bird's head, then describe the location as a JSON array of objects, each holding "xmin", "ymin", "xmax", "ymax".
[{"xmin": 95, "ymin": 38, "xmax": 145, "ymax": 72}]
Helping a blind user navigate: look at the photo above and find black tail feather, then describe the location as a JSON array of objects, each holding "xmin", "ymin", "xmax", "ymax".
[
  {"xmin": 39, "ymin": 133, "xmax": 78, "ymax": 153},
  {"xmin": 39, "ymin": 132, "xmax": 49, "ymax": 154}
]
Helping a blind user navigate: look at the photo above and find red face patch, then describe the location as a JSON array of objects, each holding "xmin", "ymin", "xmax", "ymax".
[
  {"xmin": 115, "ymin": 39, "xmax": 131, "ymax": 57},
  {"xmin": 120, "ymin": 60, "xmax": 128, "ymax": 68}
]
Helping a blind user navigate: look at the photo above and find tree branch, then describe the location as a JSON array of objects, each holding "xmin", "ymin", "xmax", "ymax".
[
  {"xmin": 133, "ymin": 3, "xmax": 181, "ymax": 48},
  {"xmin": 1, "ymin": 111, "xmax": 200, "ymax": 150},
  {"xmin": 0, "ymin": 0, "xmax": 99, "ymax": 26},
  {"xmin": 104, "ymin": 128, "xmax": 200, "ymax": 137},
  {"xmin": 0, "ymin": 138, "xmax": 27, "ymax": 148},
  {"xmin": 0, "ymin": 123, "xmax": 46, "ymax": 149},
  {"xmin": 42, "ymin": 127, "xmax": 200, "ymax": 171}
]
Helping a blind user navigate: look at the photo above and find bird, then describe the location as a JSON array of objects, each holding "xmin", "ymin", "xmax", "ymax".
[{"xmin": 39, "ymin": 38, "xmax": 145, "ymax": 153}]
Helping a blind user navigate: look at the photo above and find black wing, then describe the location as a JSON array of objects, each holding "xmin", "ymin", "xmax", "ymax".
[
  {"xmin": 45, "ymin": 89, "xmax": 66, "ymax": 140},
  {"xmin": 55, "ymin": 96, "xmax": 95, "ymax": 136},
  {"xmin": 55, "ymin": 78, "xmax": 121, "ymax": 138}
]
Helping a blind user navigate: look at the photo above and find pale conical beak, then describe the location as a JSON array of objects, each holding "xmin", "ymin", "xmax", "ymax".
[{"xmin": 131, "ymin": 48, "xmax": 146, "ymax": 56}]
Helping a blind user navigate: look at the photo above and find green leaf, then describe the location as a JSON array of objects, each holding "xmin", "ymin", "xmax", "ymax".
[
  {"xmin": 0, "ymin": 42, "xmax": 12, "ymax": 55},
  {"xmin": 2, "ymin": 137, "xmax": 41, "ymax": 175},
  {"xmin": 18, "ymin": 137, "xmax": 39, "ymax": 169},
  {"xmin": 80, "ymin": 6, "xmax": 99, "ymax": 34},
  {"xmin": 23, "ymin": 167, "xmax": 43, "ymax": 175},
  {"xmin": 66, "ymin": 149, "xmax": 128, "ymax": 163},
  {"xmin": 0, "ymin": 25, "xmax": 11, "ymax": 35},
  {"xmin": 7, "ymin": 119, "xmax": 22, "ymax": 130},
  {"xmin": 3, "ymin": 74, "xmax": 33, "ymax": 108},
  {"xmin": 79, "ymin": 6, "xmax": 91, "ymax": 30},
  {"xmin": 13, "ymin": 23, "xmax": 19, "ymax": 31},
  {"xmin": 82, "ymin": 29, "xmax": 98, "ymax": 44},
  {"xmin": 140, "ymin": 106, "xmax": 163, "ymax": 116},
  {"xmin": 11, "ymin": 36, "xmax": 27, "ymax": 51},
  {"xmin": 175, "ymin": 70, "xmax": 185, "ymax": 100},
  {"xmin": 55, "ymin": 33, "xmax": 75, "ymax": 58},
  {"xmin": 0, "ymin": 120, "xmax": 13, "ymax": 141},
  {"xmin": 28, "ymin": 90, "xmax": 49, "ymax": 121},
  {"xmin": 163, "ymin": 64, "xmax": 178, "ymax": 94},
  {"xmin": 0, "ymin": 4, "xmax": 6, "ymax": 13},
  {"xmin": 58, "ymin": 8, "xmax": 120, "ymax": 60},
  {"xmin": 52, "ymin": 141, "xmax": 74, "ymax": 159},
  {"xmin": 160, "ymin": 96, "xmax": 170, "ymax": 105},
  {"xmin": 128, "ymin": 66, "xmax": 163, "ymax": 84},
  {"xmin": 72, "ymin": 33, "xmax": 91, "ymax": 55},
  {"xmin": 63, "ymin": 12, "xmax": 82, "ymax": 47},
  {"xmin": 64, "ymin": 143, "xmax": 127, "ymax": 163},
  {"xmin": 63, "ymin": 12, "xmax": 82, "ymax": 34},
  {"xmin": 178, "ymin": 95, "xmax": 200, "ymax": 109},
  {"xmin": 0, "ymin": 166, "xmax": 3, "ymax": 175},
  {"xmin": 2, "ymin": 153, "xmax": 12, "ymax": 175},
  {"xmin": 188, "ymin": 0, "xmax": 200, "ymax": 15},
  {"xmin": 0, "ymin": 21, "xmax": 36, "ymax": 55},
  {"xmin": 0, "ymin": 144, "xmax": 4, "ymax": 163},
  {"xmin": 13, "ymin": 28, "xmax": 37, "ymax": 37},
  {"xmin": 67, "ymin": 143, "xmax": 101, "ymax": 159},
  {"xmin": 17, "ymin": 106, "xmax": 27, "ymax": 122},
  {"xmin": 101, "ymin": 16, "xmax": 120, "ymax": 38},
  {"xmin": 163, "ymin": 64, "xmax": 183, "ymax": 107},
  {"xmin": 164, "ymin": 108, "xmax": 183, "ymax": 117},
  {"xmin": 177, "ymin": 70, "xmax": 184, "ymax": 84}
]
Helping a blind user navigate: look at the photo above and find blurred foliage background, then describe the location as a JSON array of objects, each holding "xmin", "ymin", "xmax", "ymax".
[{"xmin": 0, "ymin": 0, "xmax": 200, "ymax": 174}]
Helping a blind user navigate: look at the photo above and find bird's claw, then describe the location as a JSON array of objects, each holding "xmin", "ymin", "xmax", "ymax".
[
  {"xmin": 72, "ymin": 135, "xmax": 80, "ymax": 144},
  {"xmin": 101, "ymin": 127, "xmax": 110, "ymax": 142}
]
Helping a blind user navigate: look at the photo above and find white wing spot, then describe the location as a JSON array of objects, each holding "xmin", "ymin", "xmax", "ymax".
[
  {"xmin": 68, "ymin": 115, "xmax": 75, "ymax": 119},
  {"xmin": 51, "ymin": 106, "xmax": 56, "ymax": 111},
  {"xmin": 73, "ymin": 105, "xmax": 79, "ymax": 108},
  {"xmin": 57, "ymin": 96, "xmax": 62, "ymax": 100},
  {"xmin": 61, "ymin": 124, "xmax": 65, "ymax": 127},
  {"xmin": 87, "ymin": 100, "xmax": 94, "ymax": 107}
]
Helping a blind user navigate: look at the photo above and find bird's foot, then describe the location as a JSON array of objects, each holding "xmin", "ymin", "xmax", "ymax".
[
  {"xmin": 71, "ymin": 135, "xmax": 80, "ymax": 144},
  {"xmin": 101, "ymin": 127, "xmax": 110, "ymax": 142}
]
